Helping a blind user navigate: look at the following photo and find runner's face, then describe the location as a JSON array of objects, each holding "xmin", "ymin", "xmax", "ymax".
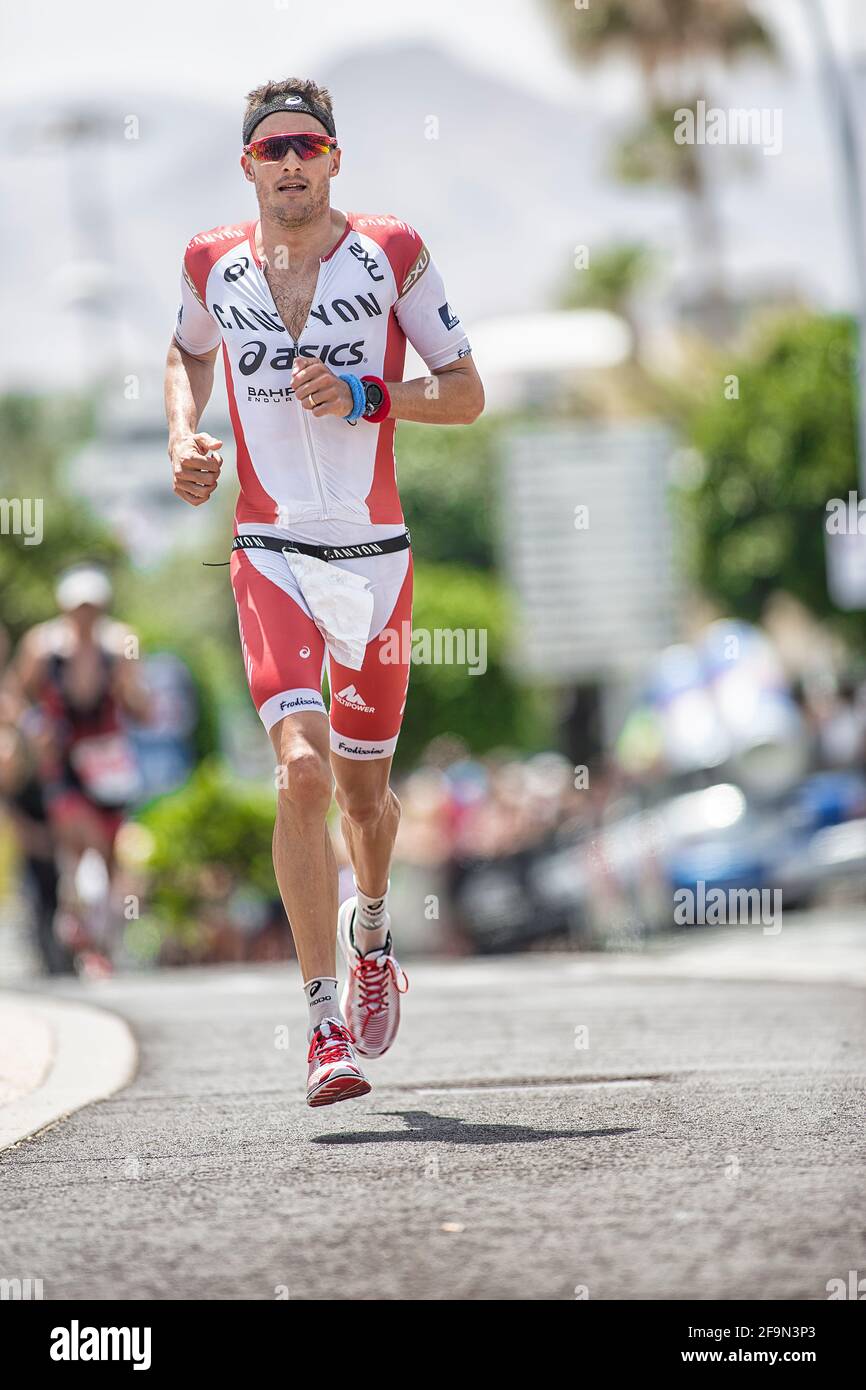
[
  {"xmin": 68, "ymin": 602, "xmax": 103, "ymax": 634},
  {"xmin": 241, "ymin": 113, "xmax": 339, "ymax": 228}
]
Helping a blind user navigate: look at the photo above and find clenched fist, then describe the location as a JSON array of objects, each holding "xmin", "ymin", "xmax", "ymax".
[
  {"xmin": 291, "ymin": 357, "xmax": 354, "ymax": 418},
  {"xmin": 170, "ymin": 432, "xmax": 223, "ymax": 506}
]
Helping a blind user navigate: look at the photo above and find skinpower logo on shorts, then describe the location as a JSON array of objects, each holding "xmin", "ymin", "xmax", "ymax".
[{"xmin": 335, "ymin": 684, "xmax": 375, "ymax": 714}]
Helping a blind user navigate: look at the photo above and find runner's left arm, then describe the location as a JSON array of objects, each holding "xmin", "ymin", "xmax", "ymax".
[{"xmin": 387, "ymin": 243, "xmax": 484, "ymax": 425}]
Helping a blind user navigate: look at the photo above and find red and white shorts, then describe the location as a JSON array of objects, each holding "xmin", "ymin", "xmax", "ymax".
[{"xmin": 230, "ymin": 525, "xmax": 413, "ymax": 761}]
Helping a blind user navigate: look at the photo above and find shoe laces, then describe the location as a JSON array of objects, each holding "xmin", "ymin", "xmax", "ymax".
[
  {"xmin": 308, "ymin": 1018, "xmax": 355, "ymax": 1066},
  {"xmin": 351, "ymin": 947, "xmax": 409, "ymax": 1015}
]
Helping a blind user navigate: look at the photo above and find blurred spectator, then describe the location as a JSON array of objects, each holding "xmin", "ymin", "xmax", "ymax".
[
  {"xmin": 4, "ymin": 564, "xmax": 151, "ymax": 974},
  {"xmin": 0, "ymin": 684, "xmax": 72, "ymax": 974}
]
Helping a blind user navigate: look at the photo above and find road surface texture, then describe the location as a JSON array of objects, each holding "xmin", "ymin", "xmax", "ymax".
[{"xmin": 1, "ymin": 909, "xmax": 864, "ymax": 1301}]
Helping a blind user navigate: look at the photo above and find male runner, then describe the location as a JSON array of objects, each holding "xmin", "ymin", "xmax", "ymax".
[
  {"xmin": 164, "ymin": 78, "xmax": 484, "ymax": 1106},
  {"xmin": 12, "ymin": 565, "xmax": 150, "ymax": 973}
]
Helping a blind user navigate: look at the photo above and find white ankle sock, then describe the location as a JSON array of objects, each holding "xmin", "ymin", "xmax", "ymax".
[
  {"xmin": 353, "ymin": 878, "xmax": 390, "ymax": 952},
  {"xmin": 304, "ymin": 976, "xmax": 340, "ymax": 1034}
]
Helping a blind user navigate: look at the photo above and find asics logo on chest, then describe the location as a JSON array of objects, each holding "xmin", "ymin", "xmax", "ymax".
[{"xmin": 239, "ymin": 341, "xmax": 366, "ymax": 376}]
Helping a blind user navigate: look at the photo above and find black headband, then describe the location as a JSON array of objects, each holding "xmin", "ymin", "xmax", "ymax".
[{"xmin": 243, "ymin": 93, "xmax": 336, "ymax": 145}]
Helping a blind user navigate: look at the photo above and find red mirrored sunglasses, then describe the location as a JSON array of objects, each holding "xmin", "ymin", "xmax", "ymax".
[{"xmin": 243, "ymin": 132, "xmax": 337, "ymax": 163}]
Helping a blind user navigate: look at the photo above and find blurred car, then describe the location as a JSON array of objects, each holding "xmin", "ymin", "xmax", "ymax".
[
  {"xmin": 586, "ymin": 772, "xmax": 866, "ymax": 940},
  {"xmin": 444, "ymin": 766, "xmax": 866, "ymax": 952}
]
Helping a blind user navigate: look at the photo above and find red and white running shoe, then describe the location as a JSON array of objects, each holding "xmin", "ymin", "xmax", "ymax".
[
  {"xmin": 337, "ymin": 897, "xmax": 409, "ymax": 1058},
  {"xmin": 306, "ymin": 1018, "xmax": 371, "ymax": 1108}
]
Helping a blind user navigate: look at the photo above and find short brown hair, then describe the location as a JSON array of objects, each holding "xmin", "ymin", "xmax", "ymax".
[{"xmin": 243, "ymin": 77, "xmax": 335, "ymax": 140}]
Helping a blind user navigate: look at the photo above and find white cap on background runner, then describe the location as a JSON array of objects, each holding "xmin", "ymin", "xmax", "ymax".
[{"xmin": 55, "ymin": 564, "xmax": 113, "ymax": 612}]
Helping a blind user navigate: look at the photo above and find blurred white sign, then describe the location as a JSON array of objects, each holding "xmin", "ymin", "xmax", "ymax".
[
  {"xmin": 500, "ymin": 423, "xmax": 680, "ymax": 679},
  {"xmin": 825, "ymin": 528, "xmax": 866, "ymax": 610},
  {"xmin": 468, "ymin": 310, "xmax": 632, "ymax": 374}
]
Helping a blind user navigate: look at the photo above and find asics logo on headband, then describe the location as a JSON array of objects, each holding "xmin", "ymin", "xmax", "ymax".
[{"xmin": 284, "ymin": 96, "xmax": 302, "ymax": 105}]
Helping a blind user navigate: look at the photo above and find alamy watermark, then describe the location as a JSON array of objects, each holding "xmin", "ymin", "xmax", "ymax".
[
  {"xmin": 674, "ymin": 880, "xmax": 782, "ymax": 935},
  {"xmin": 826, "ymin": 1269, "xmax": 866, "ymax": 1300},
  {"xmin": 0, "ymin": 1276, "xmax": 44, "ymax": 1300},
  {"xmin": 674, "ymin": 100, "xmax": 782, "ymax": 157},
  {"xmin": 826, "ymin": 492, "xmax": 866, "ymax": 534},
  {"xmin": 379, "ymin": 621, "xmax": 487, "ymax": 675},
  {"xmin": 0, "ymin": 497, "xmax": 43, "ymax": 544}
]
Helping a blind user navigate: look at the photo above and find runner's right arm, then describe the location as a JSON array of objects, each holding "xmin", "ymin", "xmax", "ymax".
[
  {"xmin": 105, "ymin": 623, "xmax": 153, "ymax": 723},
  {"xmin": 164, "ymin": 253, "xmax": 224, "ymax": 507}
]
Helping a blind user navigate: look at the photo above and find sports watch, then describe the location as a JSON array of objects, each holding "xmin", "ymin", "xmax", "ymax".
[
  {"xmin": 362, "ymin": 380, "xmax": 385, "ymax": 418},
  {"xmin": 360, "ymin": 375, "xmax": 390, "ymax": 423}
]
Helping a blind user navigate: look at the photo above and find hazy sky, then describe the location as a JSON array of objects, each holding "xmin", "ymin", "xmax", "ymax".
[
  {"xmin": 3, "ymin": 0, "xmax": 864, "ymax": 108},
  {"xmin": 2, "ymin": 0, "xmax": 588, "ymax": 103}
]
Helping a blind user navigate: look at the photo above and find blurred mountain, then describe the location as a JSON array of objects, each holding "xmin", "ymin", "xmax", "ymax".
[{"xmin": 0, "ymin": 39, "xmax": 859, "ymax": 398}]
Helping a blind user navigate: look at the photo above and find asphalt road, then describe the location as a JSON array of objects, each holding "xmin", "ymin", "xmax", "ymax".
[{"xmin": 1, "ymin": 915, "xmax": 864, "ymax": 1301}]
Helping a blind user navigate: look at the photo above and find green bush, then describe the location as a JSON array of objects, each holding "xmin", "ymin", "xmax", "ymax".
[{"xmin": 138, "ymin": 759, "xmax": 277, "ymax": 936}]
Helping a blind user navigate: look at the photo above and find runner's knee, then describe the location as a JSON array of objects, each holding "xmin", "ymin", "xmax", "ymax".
[
  {"xmin": 277, "ymin": 746, "xmax": 333, "ymax": 819},
  {"xmin": 336, "ymin": 783, "xmax": 400, "ymax": 830}
]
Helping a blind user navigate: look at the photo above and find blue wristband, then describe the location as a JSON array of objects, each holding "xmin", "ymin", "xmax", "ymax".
[{"xmin": 339, "ymin": 373, "xmax": 365, "ymax": 423}]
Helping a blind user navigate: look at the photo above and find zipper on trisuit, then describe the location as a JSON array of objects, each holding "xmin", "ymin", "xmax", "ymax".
[{"xmin": 294, "ymin": 337, "xmax": 329, "ymax": 520}]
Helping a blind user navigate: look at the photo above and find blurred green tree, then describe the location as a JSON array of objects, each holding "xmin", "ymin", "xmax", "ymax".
[
  {"xmin": 552, "ymin": 241, "xmax": 655, "ymax": 372},
  {"xmin": 0, "ymin": 393, "xmax": 124, "ymax": 644},
  {"xmin": 680, "ymin": 313, "xmax": 860, "ymax": 633},
  {"xmin": 546, "ymin": 0, "xmax": 772, "ymax": 82},
  {"xmin": 396, "ymin": 417, "xmax": 498, "ymax": 570},
  {"xmin": 556, "ymin": 242, "xmax": 653, "ymax": 316}
]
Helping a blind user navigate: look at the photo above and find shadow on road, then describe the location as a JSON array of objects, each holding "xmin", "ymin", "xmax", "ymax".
[{"xmin": 311, "ymin": 1109, "xmax": 640, "ymax": 1145}]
